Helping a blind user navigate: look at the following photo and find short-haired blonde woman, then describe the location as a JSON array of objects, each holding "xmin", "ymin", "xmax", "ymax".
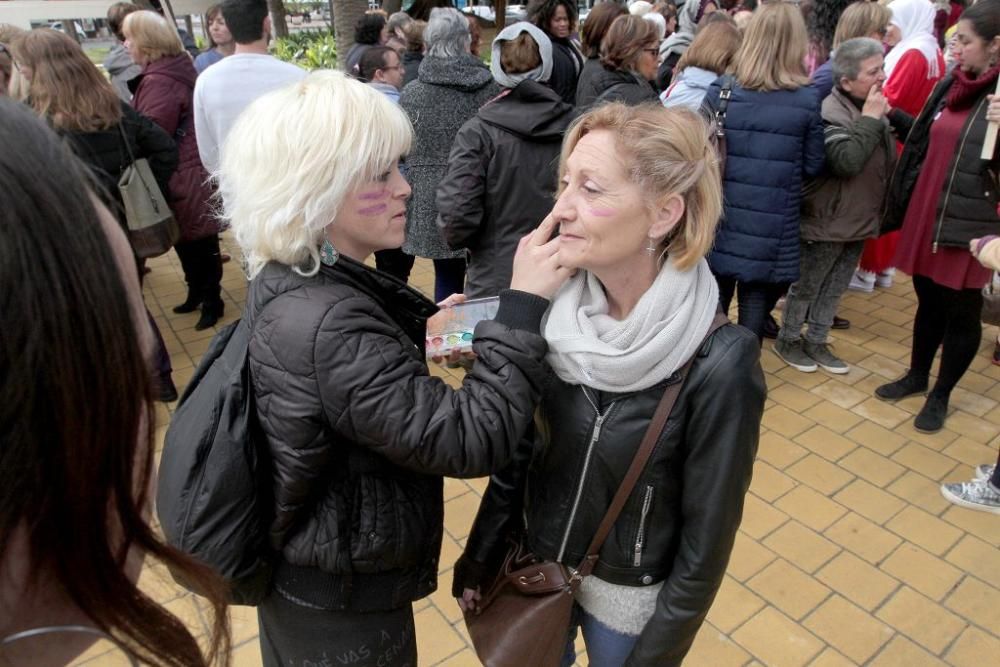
[
  {"xmin": 219, "ymin": 69, "xmax": 570, "ymax": 667},
  {"xmin": 455, "ymin": 104, "xmax": 766, "ymax": 666},
  {"xmin": 579, "ymin": 14, "xmax": 661, "ymax": 108},
  {"xmin": 702, "ymin": 2, "xmax": 825, "ymax": 342},
  {"xmin": 661, "ymin": 17, "xmax": 742, "ymax": 109},
  {"xmin": 124, "ymin": 10, "xmax": 223, "ymax": 330}
]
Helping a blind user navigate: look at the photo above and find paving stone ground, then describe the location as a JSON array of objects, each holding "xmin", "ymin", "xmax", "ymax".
[{"xmin": 113, "ymin": 236, "xmax": 1000, "ymax": 666}]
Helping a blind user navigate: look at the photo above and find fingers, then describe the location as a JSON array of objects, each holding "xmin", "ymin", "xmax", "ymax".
[
  {"xmin": 525, "ymin": 214, "xmax": 557, "ymax": 248},
  {"xmin": 436, "ymin": 293, "xmax": 466, "ymax": 309}
]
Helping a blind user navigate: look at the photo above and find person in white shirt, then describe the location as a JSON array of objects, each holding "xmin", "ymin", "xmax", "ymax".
[{"xmin": 193, "ymin": 0, "xmax": 305, "ymax": 175}]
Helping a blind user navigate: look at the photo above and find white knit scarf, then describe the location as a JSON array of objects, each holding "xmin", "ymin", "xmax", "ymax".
[{"xmin": 542, "ymin": 257, "xmax": 719, "ymax": 393}]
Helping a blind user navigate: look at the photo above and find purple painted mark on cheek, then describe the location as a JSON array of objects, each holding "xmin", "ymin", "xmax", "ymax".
[
  {"xmin": 587, "ymin": 206, "xmax": 616, "ymax": 218},
  {"xmin": 356, "ymin": 188, "xmax": 390, "ymax": 216}
]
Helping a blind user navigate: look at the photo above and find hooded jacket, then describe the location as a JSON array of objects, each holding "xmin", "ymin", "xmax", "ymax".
[
  {"xmin": 400, "ymin": 54, "xmax": 501, "ymax": 260},
  {"xmin": 102, "ymin": 44, "xmax": 141, "ymax": 102},
  {"xmin": 437, "ymin": 80, "xmax": 577, "ymax": 298},
  {"xmin": 701, "ymin": 79, "xmax": 826, "ymax": 283},
  {"xmin": 247, "ymin": 257, "xmax": 550, "ymax": 611},
  {"xmin": 131, "ymin": 54, "xmax": 218, "ymax": 242},
  {"xmin": 661, "ymin": 66, "xmax": 719, "ymax": 110}
]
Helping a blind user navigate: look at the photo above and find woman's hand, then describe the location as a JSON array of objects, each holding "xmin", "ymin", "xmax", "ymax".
[
  {"xmin": 987, "ymin": 95, "xmax": 999, "ymax": 124},
  {"xmin": 510, "ymin": 214, "xmax": 575, "ymax": 299},
  {"xmin": 457, "ymin": 587, "xmax": 482, "ymax": 614}
]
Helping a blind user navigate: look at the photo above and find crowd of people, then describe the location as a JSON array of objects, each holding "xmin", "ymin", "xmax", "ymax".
[{"xmin": 0, "ymin": 0, "xmax": 998, "ymax": 666}]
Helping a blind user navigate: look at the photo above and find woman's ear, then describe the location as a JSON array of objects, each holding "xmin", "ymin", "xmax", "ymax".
[{"xmin": 649, "ymin": 193, "xmax": 685, "ymax": 241}]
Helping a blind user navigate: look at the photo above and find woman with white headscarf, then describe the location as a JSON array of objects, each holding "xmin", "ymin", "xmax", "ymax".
[
  {"xmin": 656, "ymin": 0, "xmax": 718, "ymax": 89},
  {"xmin": 437, "ymin": 22, "xmax": 578, "ymax": 298},
  {"xmin": 852, "ymin": 0, "xmax": 945, "ymax": 293}
]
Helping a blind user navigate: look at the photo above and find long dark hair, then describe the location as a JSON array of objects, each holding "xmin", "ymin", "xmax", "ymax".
[{"xmin": 0, "ymin": 97, "xmax": 230, "ymax": 667}]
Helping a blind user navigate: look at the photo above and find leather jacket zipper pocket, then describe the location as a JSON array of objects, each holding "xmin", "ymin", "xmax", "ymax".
[{"xmin": 633, "ymin": 485, "xmax": 655, "ymax": 567}]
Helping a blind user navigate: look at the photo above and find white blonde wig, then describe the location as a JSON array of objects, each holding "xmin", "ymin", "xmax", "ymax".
[{"xmin": 217, "ymin": 70, "xmax": 412, "ymax": 279}]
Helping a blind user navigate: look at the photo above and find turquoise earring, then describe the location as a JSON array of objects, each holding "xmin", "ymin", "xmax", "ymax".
[{"xmin": 320, "ymin": 239, "xmax": 339, "ymax": 267}]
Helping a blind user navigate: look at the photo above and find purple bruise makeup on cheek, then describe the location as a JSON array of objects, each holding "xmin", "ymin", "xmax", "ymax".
[
  {"xmin": 357, "ymin": 188, "xmax": 389, "ymax": 216},
  {"xmin": 587, "ymin": 206, "xmax": 616, "ymax": 217}
]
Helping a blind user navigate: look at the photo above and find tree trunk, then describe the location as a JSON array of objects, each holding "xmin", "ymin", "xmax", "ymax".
[
  {"xmin": 334, "ymin": 0, "xmax": 369, "ymax": 70},
  {"xmin": 184, "ymin": 14, "xmax": 194, "ymax": 39},
  {"xmin": 61, "ymin": 19, "xmax": 81, "ymax": 44},
  {"xmin": 494, "ymin": 0, "xmax": 507, "ymax": 30},
  {"xmin": 382, "ymin": 0, "xmax": 403, "ymax": 14},
  {"xmin": 269, "ymin": 0, "xmax": 290, "ymax": 39}
]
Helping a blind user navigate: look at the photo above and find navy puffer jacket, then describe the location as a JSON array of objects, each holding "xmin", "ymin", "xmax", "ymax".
[{"xmin": 702, "ymin": 79, "xmax": 825, "ymax": 284}]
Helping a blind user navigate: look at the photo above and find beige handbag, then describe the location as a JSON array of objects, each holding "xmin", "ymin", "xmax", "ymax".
[{"xmin": 117, "ymin": 123, "xmax": 179, "ymax": 258}]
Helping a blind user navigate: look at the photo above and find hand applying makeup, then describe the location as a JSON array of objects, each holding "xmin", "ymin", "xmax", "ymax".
[{"xmin": 510, "ymin": 214, "xmax": 575, "ymax": 299}]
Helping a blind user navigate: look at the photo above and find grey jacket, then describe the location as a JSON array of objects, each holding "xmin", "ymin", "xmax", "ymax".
[
  {"xmin": 800, "ymin": 87, "xmax": 896, "ymax": 243},
  {"xmin": 103, "ymin": 44, "xmax": 141, "ymax": 103},
  {"xmin": 400, "ymin": 54, "xmax": 501, "ymax": 259}
]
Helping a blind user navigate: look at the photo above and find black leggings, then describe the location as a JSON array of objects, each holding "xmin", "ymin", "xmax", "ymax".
[{"xmin": 910, "ymin": 274, "xmax": 982, "ymax": 397}]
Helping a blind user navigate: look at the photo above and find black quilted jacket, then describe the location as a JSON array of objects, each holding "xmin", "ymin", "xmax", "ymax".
[{"xmin": 245, "ymin": 257, "xmax": 549, "ymax": 611}]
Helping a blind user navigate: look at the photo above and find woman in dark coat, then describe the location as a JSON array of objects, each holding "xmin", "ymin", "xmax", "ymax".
[
  {"xmin": 579, "ymin": 14, "xmax": 661, "ymax": 108},
  {"xmin": 874, "ymin": 0, "xmax": 1000, "ymax": 435},
  {"xmin": 11, "ymin": 28, "xmax": 181, "ymax": 401},
  {"xmin": 124, "ymin": 10, "xmax": 223, "ymax": 331},
  {"xmin": 437, "ymin": 22, "xmax": 577, "ymax": 299},
  {"xmin": 576, "ymin": 0, "xmax": 628, "ymax": 106},
  {"xmin": 528, "ymin": 0, "xmax": 585, "ymax": 104},
  {"xmin": 399, "ymin": 7, "xmax": 500, "ymax": 300},
  {"xmin": 702, "ymin": 2, "xmax": 825, "ymax": 341},
  {"xmin": 454, "ymin": 104, "xmax": 765, "ymax": 666},
  {"xmin": 218, "ymin": 69, "xmax": 571, "ymax": 667}
]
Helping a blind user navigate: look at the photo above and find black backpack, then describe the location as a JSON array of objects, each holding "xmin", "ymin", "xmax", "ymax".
[{"xmin": 156, "ymin": 319, "xmax": 273, "ymax": 605}]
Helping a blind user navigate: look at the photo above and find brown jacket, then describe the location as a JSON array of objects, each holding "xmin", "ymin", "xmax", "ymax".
[{"xmin": 800, "ymin": 87, "xmax": 896, "ymax": 242}]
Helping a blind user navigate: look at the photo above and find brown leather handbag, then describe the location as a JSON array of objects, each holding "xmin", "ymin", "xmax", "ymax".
[{"xmin": 463, "ymin": 314, "xmax": 729, "ymax": 667}]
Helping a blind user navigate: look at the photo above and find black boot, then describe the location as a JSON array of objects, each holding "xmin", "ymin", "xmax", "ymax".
[
  {"xmin": 914, "ymin": 392, "xmax": 949, "ymax": 433},
  {"xmin": 173, "ymin": 287, "xmax": 202, "ymax": 314},
  {"xmin": 195, "ymin": 298, "xmax": 224, "ymax": 331},
  {"xmin": 875, "ymin": 372, "xmax": 929, "ymax": 402},
  {"xmin": 158, "ymin": 373, "xmax": 179, "ymax": 402}
]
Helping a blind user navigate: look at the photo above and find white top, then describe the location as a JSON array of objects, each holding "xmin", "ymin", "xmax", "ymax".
[{"xmin": 193, "ymin": 53, "xmax": 306, "ymax": 174}]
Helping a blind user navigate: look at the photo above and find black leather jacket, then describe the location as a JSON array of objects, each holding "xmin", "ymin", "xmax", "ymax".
[
  {"xmin": 456, "ymin": 323, "xmax": 766, "ymax": 665},
  {"xmin": 246, "ymin": 257, "xmax": 550, "ymax": 612}
]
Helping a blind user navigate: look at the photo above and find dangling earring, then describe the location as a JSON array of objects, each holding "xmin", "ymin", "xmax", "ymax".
[
  {"xmin": 646, "ymin": 236, "xmax": 658, "ymax": 256},
  {"xmin": 320, "ymin": 239, "xmax": 339, "ymax": 266}
]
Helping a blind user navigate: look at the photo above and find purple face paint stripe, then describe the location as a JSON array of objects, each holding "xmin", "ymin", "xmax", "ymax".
[
  {"xmin": 588, "ymin": 206, "xmax": 616, "ymax": 217},
  {"xmin": 357, "ymin": 204, "xmax": 389, "ymax": 216}
]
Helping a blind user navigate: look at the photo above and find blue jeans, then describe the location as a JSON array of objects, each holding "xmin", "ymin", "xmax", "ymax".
[{"xmin": 561, "ymin": 604, "xmax": 639, "ymax": 667}]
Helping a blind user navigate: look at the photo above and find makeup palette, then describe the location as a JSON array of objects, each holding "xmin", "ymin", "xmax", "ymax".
[{"xmin": 425, "ymin": 297, "xmax": 500, "ymax": 360}]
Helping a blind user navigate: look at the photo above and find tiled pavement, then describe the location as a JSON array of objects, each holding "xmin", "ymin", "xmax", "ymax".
[{"xmin": 132, "ymin": 238, "xmax": 1000, "ymax": 667}]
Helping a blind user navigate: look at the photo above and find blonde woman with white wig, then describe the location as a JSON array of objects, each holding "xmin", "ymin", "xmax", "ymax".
[{"xmin": 218, "ymin": 69, "xmax": 572, "ymax": 666}]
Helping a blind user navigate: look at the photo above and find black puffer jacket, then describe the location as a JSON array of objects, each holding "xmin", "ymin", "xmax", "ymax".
[
  {"xmin": 548, "ymin": 36, "xmax": 585, "ymax": 104},
  {"xmin": 882, "ymin": 72, "xmax": 1000, "ymax": 246},
  {"xmin": 246, "ymin": 257, "xmax": 550, "ymax": 611},
  {"xmin": 436, "ymin": 80, "xmax": 577, "ymax": 299},
  {"xmin": 577, "ymin": 64, "xmax": 659, "ymax": 109},
  {"xmin": 456, "ymin": 323, "xmax": 766, "ymax": 666}
]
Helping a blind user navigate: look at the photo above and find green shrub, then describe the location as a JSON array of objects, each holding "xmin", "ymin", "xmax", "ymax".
[{"xmin": 273, "ymin": 29, "xmax": 337, "ymax": 70}]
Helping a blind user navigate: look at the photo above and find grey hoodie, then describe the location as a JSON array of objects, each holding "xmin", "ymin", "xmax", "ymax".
[{"xmin": 103, "ymin": 44, "xmax": 141, "ymax": 103}]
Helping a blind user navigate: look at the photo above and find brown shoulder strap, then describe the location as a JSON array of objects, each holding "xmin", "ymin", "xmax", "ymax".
[{"xmin": 576, "ymin": 312, "xmax": 730, "ymax": 577}]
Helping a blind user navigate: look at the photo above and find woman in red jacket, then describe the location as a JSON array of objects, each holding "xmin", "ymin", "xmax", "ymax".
[
  {"xmin": 124, "ymin": 10, "xmax": 224, "ymax": 331},
  {"xmin": 851, "ymin": 0, "xmax": 945, "ymax": 293}
]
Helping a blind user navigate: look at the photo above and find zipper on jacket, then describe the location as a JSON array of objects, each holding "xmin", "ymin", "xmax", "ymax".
[
  {"xmin": 556, "ymin": 388, "xmax": 616, "ymax": 563},
  {"xmin": 632, "ymin": 485, "xmax": 655, "ymax": 567},
  {"xmin": 932, "ymin": 95, "xmax": 988, "ymax": 253}
]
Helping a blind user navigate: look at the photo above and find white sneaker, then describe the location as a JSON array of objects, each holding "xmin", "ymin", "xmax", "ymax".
[
  {"xmin": 974, "ymin": 464, "xmax": 995, "ymax": 481},
  {"xmin": 848, "ymin": 270, "xmax": 875, "ymax": 293},
  {"xmin": 875, "ymin": 269, "xmax": 894, "ymax": 289},
  {"xmin": 940, "ymin": 479, "xmax": 1000, "ymax": 514}
]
